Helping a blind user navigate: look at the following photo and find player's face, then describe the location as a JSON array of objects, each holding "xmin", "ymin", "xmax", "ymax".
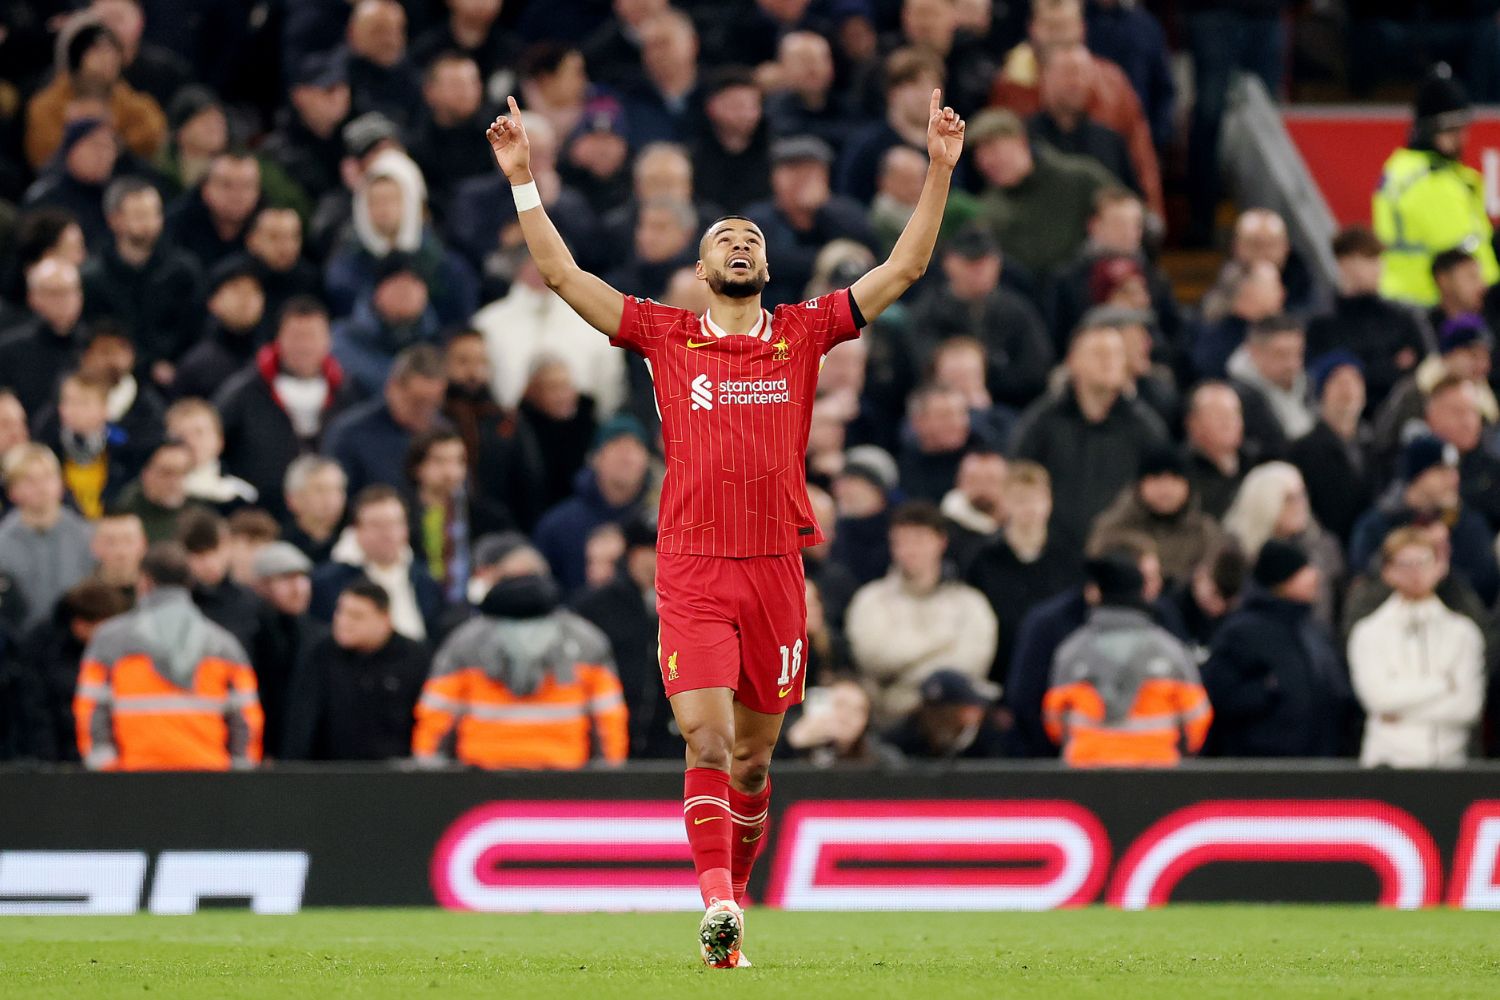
[{"xmin": 697, "ymin": 222, "xmax": 769, "ymax": 299}]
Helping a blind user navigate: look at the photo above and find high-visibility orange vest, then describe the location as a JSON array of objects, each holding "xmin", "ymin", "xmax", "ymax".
[{"xmin": 75, "ymin": 587, "xmax": 262, "ymax": 771}]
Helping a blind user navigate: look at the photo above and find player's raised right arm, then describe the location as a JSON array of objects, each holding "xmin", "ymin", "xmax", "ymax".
[{"xmin": 486, "ymin": 98, "xmax": 624, "ymax": 336}]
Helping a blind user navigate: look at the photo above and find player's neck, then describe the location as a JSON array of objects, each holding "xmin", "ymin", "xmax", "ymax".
[{"xmin": 705, "ymin": 297, "xmax": 764, "ymax": 336}]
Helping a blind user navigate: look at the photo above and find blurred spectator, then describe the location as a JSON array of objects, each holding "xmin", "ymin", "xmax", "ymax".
[
  {"xmin": 156, "ymin": 87, "xmax": 306, "ymax": 216},
  {"xmin": 89, "ymin": 510, "xmax": 146, "ymax": 600},
  {"xmin": 1288, "ymin": 353, "xmax": 1375, "ymax": 544},
  {"xmin": 246, "ymin": 207, "xmax": 322, "ymax": 327},
  {"xmin": 1044, "ymin": 553, "xmax": 1210, "ymax": 767},
  {"xmin": 0, "ymin": 445, "xmax": 95, "ymax": 630},
  {"xmin": 1428, "ymin": 248, "xmax": 1489, "ymax": 339},
  {"xmin": 1374, "ymin": 66, "xmax": 1498, "ymax": 306},
  {"xmin": 0, "ymin": 259, "xmax": 86, "ymax": 418},
  {"xmin": 310, "ymin": 112, "xmax": 405, "ymax": 264},
  {"xmin": 172, "ymin": 255, "xmax": 266, "ymax": 400},
  {"xmin": 1222, "ymin": 461, "xmax": 1344, "ymax": 628},
  {"xmin": 518, "ymin": 42, "xmax": 592, "ymax": 141},
  {"xmin": 748, "ymin": 135, "xmax": 876, "ymax": 306},
  {"xmin": 521, "ymin": 356, "xmax": 599, "ymax": 513},
  {"xmin": 281, "ymin": 456, "xmax": 348, "ymax": 566},
  {"xmin": 1112, "ymin": 304, "xmax": 1178, "ymax": 428},
  {"xmin": 90, "ymin": 0, "xmax": 193, "ymax": 109},
  {"xmin": 831, "ymin": 449, "xmax": 896, "ymax": 586},
  {"xmin": 442, "ymin": 329, "xmax": 546, "ymax": 532},
  {"xmin": 621, "ymin": 9, "xmax": 702, "ymax": 147},
  {"xmin": 886, "ymin": 668, "xmax": 1005, "ymax": 760},
  {"xmin": 1028, "ymin": 44, "xmax": 1142, "ymax": 203},
  {"xmin": 75, "ymin": 541, "xmax": 261, "ymax": 770},
  {"xmin": 167, "ymin": 398, "xmax": 257, "ymax": 511},
  {"xmin": 1183, "ymin": 0, "xmax": 1288, "ymax": 245},
  {"xmin": 408, "ymin": 53, "xmax": 497, "ymax": 218},
  {"xmin": 411, "ymin": 0, "xmax": 518, "ymax": 91},
  {"xmin": 332, "ymin": 254, "xmax": 444, "ymax": 395},
  {"xmin": 324, "ymin": 344, "xmax": 448, "ymax": 496},
  {"xmin": 248, "ymin": 541, "xmax": 325, "ymax": 758},
  {"xmin": 343, "ymin": 0, "xmax": 423, "ymax": 130},
  {"xmin": 310, "ymin": 485, "xmax": 445, "ymax": 642},
  {"xmin": 969, "ymin": 109, "xmax": 1111, "ymax": 278},
  {"xmin": 81, "ymin": 177, "xmax": 202, "ymax": 384},
  {"xmin": 907, "ymin": 225, "xmax": 1053, "ymax": 408},
  {"xmin": 46, "ymin": 371, "xmax": 131, "ymax": 518},
  {"xmin": 1, "ymin": 210, "xmax": 88, "ymax": 316},
  {"xmin": 898, "ymin": 0, "xmax": 998, "ymax": 118},
  {"xmin": 24, "ymin": 16, "xmax": 166, "ymax": 171},
  {"xmin": 226, "ymin": 508, "xmax": 280, "ymax": 586},
  {"xmin": 1192, "ymin": 260, "xmax": 1286, "ymax": 380},
  {"xmin": 262, "ymin": 53, "xmax": 353, "ymax": 209},
  {"xmin": 1200, "ymin": 210, "xmax": 1318, "ymax": 324},
  {"xmin": 1011, "ymin": 313, "xmax": 1167, "ymax": 542},
  {"xmin": 1373, "ymin": 314, "xmax": 1497, "ymax": 469},
  {"xmin": 406, "ymin": 428, "xmax": 512, "ymax": 603},
  {"xmin": 114, "ymin": 439, "xmax": 205, "ymax": 542},
  {"xmin": 1084, "ymin": 0, "xmax": 1175, "ymax": 151},
  {"xmin": 178, "ymin": 508, "xmax": 265, "ymax": 654},
  {"xmin": 574, "ymin": 518, "xmax": 674, "ymax": 758},
  {"xmin": 414, "ymin": 560, "xmax": 626, "ymax": 770},
  {"xmin": 940, "ymin": 449, "xmax": 1006, "ymax": 574},
  {"xmin": 1422, "ymin": 375, "xmax": 1500, "ymax": 530},
  {"xmin": 67, "ymin": 329, "xmax": 165, "ymax": 475},
  {"xmin": 847, "ymin": 501, "xmax": 998, "ymax": 727},
  {"xmin": 803, "ymin": 485, "xmax": 859, "ymax": 629},
  {"xmin": 283, "ymin": 578, "xmax": 428, "ymax": 760},
  {"xmin": 1305, "ymin": 226, "xmax": 1425, "ymax": 408},
  {"xmin": 783, "ymin": 677, "xmax": 903, "ymax": 766},
  {"xmin": 325, "ymin": 149, "xmax": 478, "ymax": 326},
  {"xmin": 869, "ymin": 144, "xmax": 973, "ymax": 259},
  {"xmin": 899, "ymin": 382, "xmax": 990, "ymax": 503},
  {"xmin": 23, "ymin": 117, "xmax": 122, "ymax": 251},
  {"xmin": 601, "ymin": 142, "xmax": 710, "ymax": 263},
  {"xmin": 837, "ymin": 47, "xmax": 943, "ymax": 206},
  {"xmin": 581, "ymin": 523, "xmax": 626, "ymax": 593},
  {"xmin": 0, "ymin": 390, "xmax": 27, "ymax": 460},
  {"xmin": 693, "ymin": 68, "xmax": 772, "ymax": 214},
  {"xmin": 1090, "ymin": 445, "xmax": 1223, "ymax": 584},
  {"xmin": 967, "ymin": 460, "xmax": 1085, "ymax": 683},
  {"xmin": 534, "ymin": 414, "xmax": 652, "ymax": 593},
  {"xmin": 1349, "ymin": 527, "xmax": 1485, "ymax": 768},
  {"xmin": 165, "ymin": 150, "xmax": 262, "ymax": 271},
  {"xmin": 1201, "ymin": 539, "xmax": 1350, "ymax": 758},
  {"xmin": 216, "ymin": 297, "xmax": 356, "ymax": 516},
  {"xmin": 472, "ymin": 255, "xmax": 626, "ymax": 415},
  {"xmin": 1166, "ymin": 539, "xmax": 1248, "ymax": 655},
  {"xmin": 559, "ymin": 95, "xmax": 633, "ymax": 218},
  {"xmin": 582, "ymin": 0, "xmax": 666, "ymax": 91},
  {"xmin": 12, "ymin": 580, "xmax": 131, "ymax": 762},
  {"xmin": 604, "ymin": 198, "xmax": 697, "ymax": 300},
  {"xmin": 765, "ymin": 31, "xmax": 856, "ymax": 155},
  {"xmin": 1227, "ymin": 314, "xmax": 1315, "ymax": 456},
  {"xmin": 1349, "ymin": 436, "xmax": 1498, "ymax": 606},
  {"xmin": 991, "ymin": 0, "xmax": 1160, "ymax": 222}
]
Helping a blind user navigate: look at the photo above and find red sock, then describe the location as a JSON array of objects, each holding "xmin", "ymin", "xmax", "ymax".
[
  {"xmin": 729, "ymin": 778, "xmax": 772, "ymax": 906},
  {"xmin": 683, "ymin": 767, "xmax": 733, "ymax": 907}
]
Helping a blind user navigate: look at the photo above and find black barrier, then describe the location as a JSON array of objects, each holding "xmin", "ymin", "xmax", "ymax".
[{"xmin": 2, "ymin": 764, "xmax": 1499, "ymax": 913}]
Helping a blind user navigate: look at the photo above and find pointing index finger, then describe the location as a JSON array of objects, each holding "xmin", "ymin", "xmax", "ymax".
[
  {"xmin": 930, "ymin": 88, "xmax": 942, "ymax": 116},
  {"xmin": 507, "ymin": 95, "xmax": 524, "ymax": 124}
]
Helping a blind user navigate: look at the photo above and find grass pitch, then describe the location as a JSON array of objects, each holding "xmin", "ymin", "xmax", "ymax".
[{"xmin": 3, "ymin": 907, "xmax": 1497, "ymax": 999}]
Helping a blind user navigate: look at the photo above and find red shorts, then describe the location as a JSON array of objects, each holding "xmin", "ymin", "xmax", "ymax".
[{"xmin": 656, "ymin": 551, "xmax": 808, "ymax": 715}]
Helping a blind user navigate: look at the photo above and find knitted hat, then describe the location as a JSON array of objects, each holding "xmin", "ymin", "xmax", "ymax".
[
  {"xmin": 1252, "ymin": 539, "xmax": 1309, "ymax": 590},
  {"xmin": 373, "ymin": 251, "xmax": 424, "ymax": 285},
  {"xmin": 1307, "ymin": 348, "xmax": 1364, "ymax": 399},
  {"xmin": 920, "ymin": 669, "xmax": 995, "ymax": 706},
  {"xmin": 204, "ymin": 253, "xmax": 261, "ymax": 296},
  {"xmin": 591, "ymin": 413, "xmax": 649, "ymax": 452},
  {"xmin": 944, "ymin": 225, "xmax": 999, "ymax": 261},
  {"xmin": 1401, "ymin": 435, "xmax": 1459, "ymax": 482},
  {"xmin": 1137, "ymin": 443, "xmax": 1186, "ymax": 480},
  {"xmin": 1437, "ymin": 313, "xmax": 1488, "ymax": 354},
  {"xmin": 167, "ymin": 85, "xmax": 223, "ymax": 133}
]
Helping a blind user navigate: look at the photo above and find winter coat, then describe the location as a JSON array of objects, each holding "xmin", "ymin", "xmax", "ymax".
[
  {"xmin": 573, "ymin": 573, "xmax": 674, "ymax": 759},
  {"xmin": 1349, "ymin": 493, "xmax": 1499, "ymax": 606},
  {"xmin": 81, "ymin": 242, "xmax": 202, "ymax": 367},
  {"xmin": 533, "ymin": 469, "xmax": 650, "ymax": 593},
  {"xmin": 1090, "ymin": 487, "xmax": 1224, "ymax": 583},
  {"xmin": 966, "ymin": 533, "xmax": 1085, "ymax": 683},
  {"xmin": 280, "ymin": 631, "xmax": 430, "ymax": 761},
  {"xmin": 906, "ymin": 284, "xmax": 1054, "ymax": 407},
  {"xmin": 1288, "ymin": 420, "xmax": 1376, "ymax": 544}
]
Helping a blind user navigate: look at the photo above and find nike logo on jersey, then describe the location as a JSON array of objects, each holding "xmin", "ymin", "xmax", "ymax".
[
  {"xmin": 686, "ymin": 340, "xmax": 715, "ymax": 349},
  {"xmin": 778, "ymin": 686, "xmax": 794, "ymax": 698},
  {"xmin": 693, "ymin": 816, "xmax": 724, "ymax": 826}
]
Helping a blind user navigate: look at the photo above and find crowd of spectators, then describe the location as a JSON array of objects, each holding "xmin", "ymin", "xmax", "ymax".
[{"xmin": 0, "ymin": 0, "xmax": 1498, "ymax": 772}]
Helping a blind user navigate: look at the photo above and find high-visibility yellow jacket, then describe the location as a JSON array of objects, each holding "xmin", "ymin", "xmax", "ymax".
[{"xmin": 1373, "ymin": 146, "xmax": 1499, "ymax": 306}]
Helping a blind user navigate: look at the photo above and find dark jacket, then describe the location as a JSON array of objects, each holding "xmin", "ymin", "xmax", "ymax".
[
  {"xmin": 165, "ymin": 190, "xmax": 250, "ymax": 271},
  {"xmin": 215, "ymin": 345, "xmax": 357, "ymax": 518},
  {"xmin": 1048, "ymin": 247, "xmax": 1181, "ymax": 356},
  {"xmin": 324, "ymin": 230, "xmax": 478, "ymax": 327},
  {"xmin": 34, "ymin": 379, "xmax": 166, "ymax": 481},
  {"xmin": 81, "ymin": 241, "xmax": 202, "ymax": 367},
  {"xmin": 1010, "ymin": 384, "xmax": 1169, "ymax": 542},
  {"xmin": 1027, "ymin": 112, "xmax": 1139, "ymax": 196},
  {"xmin": 573, "ymin": 573, "xmax": 674, "ymax": 758},
  {"xmin": 252, "ymin": 610, "xmax": 326, "ymax": 759},
  {"xmin": 280, "ymin": 631, "xmax": 430, "ymax": 760},
  {"xmin": 191, "ymin": 578, "xmax": 265, "ymax": 658},
  {"xmin": 112, "ymin": 482, "xmax": 209, "ymax": 543},
  {"xmin": 323, "ymin": 397, "xmax": 435, "ymax": 497},
  {"xmin": 309, "ymin": 561, "xmax": 446, "ymax": 644},
  {"xmin": 1201, "ymin": 591, "xmax": 1351, "ymax": 757},
  {"xmin": 1305, "ymin": 294, "xmax": 1425, "ymax": 407},
  {"xmin": 887, "ymin": 710, "xmax": 1008, "ymax": 760},
  {"xmin": 966, "ymin": 533, "xmax": 1085, "ymax": 683},
  {"xmin": 832, "ymin": 511, "xmax": 892, "ymax": 587},
  {"xmin": 347, "ymin": 51, "xmax": 423, "ymax": 130},
  {"xmin": 407, "ymin": 110, "xmax": 501, "ymax": 223},
  {"xmin": 260, "ymin": 109, "xmax": 345, "ymax": 208},
  {"xmin": 533, "ymin": 469, "xmax": 649, "ymax": 593},
  {"xmin": 0, "ymin": 318, "xmax": 81, "ymax": 418},
  {"xmin": 1183, "ymin": 446, "xmax": 1250, "ymax": 520},
  {"xmin": 907, "ymin": 284, "xmax": 1054, "ymax": 407},
  {"xmin": 10, "ymin": 607, "xmax": 87, "ymax": 761},
  {"xmin": 691, "ymin": 125, "xmax": 772, "ymax": 214},
  {"xmin": 1349, "ymin": 494, "xmax": 1500, "ymax": 606},
  {"xmin": 281, "ymin": 521, "xmax": 340, "ymax": 567},
  {"xmin": 22, "ymin": 171, "xmax": 110, "ymax": 247},
  {"xmin": 173, "ymin": 319, "xmax": 261, "ymax": 402},
  {"xmin": 330, "ymin": 297, "xmax": 444, "ymax": 397},
  {"xmin": 744, "ymin": 194, "xmax": 879, "ymax": 307},
  {"xmin": 444, "ymin": 174, "xmax": 602, "ymax": 275},
  {"xmin": 520, "ymin": 395, "xmax": 597, "ymax": 513},
  {"xmin": 444, "ymin": 387, "xmax": 547, "ymax": 532},
  {"xmin": 1288, "ymin": 420, "xmax": 1376, "ymax": 543}
]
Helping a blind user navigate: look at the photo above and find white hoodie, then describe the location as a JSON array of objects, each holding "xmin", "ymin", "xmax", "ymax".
[{"xmin": 1348, "ymin": 594, "xmax": 1484, "ymax": 768}]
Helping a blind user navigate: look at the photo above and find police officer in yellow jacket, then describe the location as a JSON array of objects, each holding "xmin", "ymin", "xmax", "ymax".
[{"xmin": 1374, "ymin": 64, "xmax": 1499, "ymax": 306}]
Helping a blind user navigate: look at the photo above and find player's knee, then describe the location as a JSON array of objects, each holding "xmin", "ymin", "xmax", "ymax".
[
  {"xmin": 683, "ymin": 727, "xmax": 732, "ymax": 771},
  {"xmin": 730, "ymin": 745, "xmax": 772, "ymax": 791}
]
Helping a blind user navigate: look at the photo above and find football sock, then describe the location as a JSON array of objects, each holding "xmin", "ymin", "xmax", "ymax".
[
  {"xmin": 729, "ymin": 777, "xmax": 771, "ymax": 906},
  {"xmin": 683, "ymin": 767, "xmax": 734, "ymax": 907}
]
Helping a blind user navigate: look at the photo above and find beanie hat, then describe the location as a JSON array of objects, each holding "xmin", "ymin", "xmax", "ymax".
[
  {"xmin": 1307, "ymin": 348, "xmax": 1364, "ymax": 399},
  {"xmin": 1137, "ymin": 443, "xmax": 1186, "ymax": 480},
  {"xmin": 1401, "ymin": 435, "xmax": 1459, "ymax": 483},
  {"xmin": 1252, "ymin": 539, "xmax": 1309, "ymax": 590},
  {"xmin": 1437, "ymin": 313, "xmax": 1488, "ymax": 354},
  {"xmin": 56, "ymin": 116, "xmax": 111, "ymax": 162},
  {"xmin": 167, "ymin": 85, "xmax": 224, "ymax": 133}
]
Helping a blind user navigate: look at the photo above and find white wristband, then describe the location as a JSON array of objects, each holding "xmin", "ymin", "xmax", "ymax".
[{"xmin": 511, "ymin": 180, "xmax": 541, "ymax": 212}]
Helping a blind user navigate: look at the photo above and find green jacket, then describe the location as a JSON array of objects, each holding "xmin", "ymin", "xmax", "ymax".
[
  {"xmin": 1372, "ymin": 146, "xmax": 1498, "ymax": 306},
  {"xmin": 975, "ymin": 145, "xmax": 1113, "ymax": 278}
]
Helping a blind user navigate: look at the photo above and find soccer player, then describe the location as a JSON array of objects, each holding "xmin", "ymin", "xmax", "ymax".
[{"xmin": 487, "ymin": 90, "xmax": 965, "ymax": 967}]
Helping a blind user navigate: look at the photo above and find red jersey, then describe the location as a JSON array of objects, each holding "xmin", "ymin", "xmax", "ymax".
[{"xmin": 610, "ymin": 290, "xmax": 862, "ymax": 558}]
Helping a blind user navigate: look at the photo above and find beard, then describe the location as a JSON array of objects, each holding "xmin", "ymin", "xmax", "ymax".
[{"xmin": 707, "ymin": 268, "xmax": 768, "ymax": 299}]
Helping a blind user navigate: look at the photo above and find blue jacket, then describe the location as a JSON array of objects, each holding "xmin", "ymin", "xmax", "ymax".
[
  {"xmin": 1348, "ymin": 496, "xmax": 1499, "ymax": 606},
  {"xmin": 323, "ymin": 230, "xmax": 477, "ymax": 326},
  {"xmin": 330, "ymin": 297, "xmax": 443, "ymax": 397},
  {"xmin": 533, "ymin": 468, "xmax": 647, "ymax": 592},
  {"xmin": 308, "ymin": 560, "xmax": 445, "ymax": 643},
  {"xmin": 324, "ymin": 398, "xmax": 438, "ymax": 496}
]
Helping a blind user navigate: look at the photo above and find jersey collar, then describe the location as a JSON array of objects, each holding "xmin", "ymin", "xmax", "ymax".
[{"xmin": 702, "ymin": 308, "xmax": 773, "ymax": 342}]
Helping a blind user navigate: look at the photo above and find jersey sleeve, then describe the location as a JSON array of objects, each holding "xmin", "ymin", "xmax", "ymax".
[
  {"xmin": 609, "ymin": 295, "xmax": 676, "ymax": 357},
  {"xmin": 809, "ymin": 288, "xmax": 864, "ymax": 353}
]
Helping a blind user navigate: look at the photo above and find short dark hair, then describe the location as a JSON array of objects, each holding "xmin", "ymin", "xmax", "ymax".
[
  {"xmin": 141, "ymin": 542, "xmax": 193, "ymax": 588},
  {"xmin": 340, "ymin": 577, "xmax": 391, "ymax": 613},
  {"xmin": 423, "ymin": 49, "xmax": 477, "ymax": 81},
  {"xmin": 59, "ymin": 579, "xmax": 132, "ymax": 625},
  {"xmin": 177, "ymin": 508, "xmax": 228, "ymax": 554},
  {"xmin": 103, "ymin": 176, "xmax": 157, "ymax": 217},
  {"xmin": 1085, "ymin": 529, "xmax": 1157, "ymax": 562},
  {"xmin": 14, "ymin": 208, "xmax": 79, "ymax": 271},
  {"xmin": 1204, "ymin": 539, "xmax": 1248, "ymax": 603},
  {"xmin": 277, "ymin": 294, "xmax": 328, "ymax": 329},
  {"xmin": 351, "ymin": 484, "xmax": 406, "ymax": 522},
  {"xmin": 1432, "ymin": 246, "xmax": 1477, "ymax": 281},
  {"xmin": 885, "ymin": 46, "xmax": 945, "ymax": 92},
  {"xmin": 390, "ymin": 344, "xmax": 445, "ymax": 383},
  {"xmin": 889, "ymin": 500, "xmax": 947, "ymax": 533},
  {"xmin": 1330, "ymin": 224, "xmax": 1383, "ymax": 259},
  {"xmin": 519, "ymin": 41, "xmax": 579, "ymax": 81},
  {"xmin": 227, "ymin": 507, "xmax": 280, "ymax": 543},
  {"xmin": 406, "ymin": 428, "xmax": 466, "ymax": 481},
  {"xmin": 1248, "ymin": 314, "xmax": 1303, "ymax": 341}
]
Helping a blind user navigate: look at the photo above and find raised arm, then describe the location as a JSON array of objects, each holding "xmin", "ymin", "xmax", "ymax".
[
  {"xmin": 850, "ymin": 89, "xmax": 965, "ymax": 322},
  {"xmin": 487, "ymin": 97, "xmax": 625, "ymax": 336}
]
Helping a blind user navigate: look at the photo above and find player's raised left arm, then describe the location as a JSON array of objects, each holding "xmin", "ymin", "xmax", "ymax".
[{"xmin": 849, "ymin": 89, "xmax": 965, "ymax": 322}]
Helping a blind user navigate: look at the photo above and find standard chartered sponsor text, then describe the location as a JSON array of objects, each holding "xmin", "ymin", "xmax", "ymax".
[{"xmin": 718, "ymin": 377, "xmax": 789, "ymax": 405}]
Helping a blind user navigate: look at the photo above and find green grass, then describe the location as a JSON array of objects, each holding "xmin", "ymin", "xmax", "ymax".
[{"xmin": 2, "ymin": 908, "xmax": 1498, "ymax": 999}]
